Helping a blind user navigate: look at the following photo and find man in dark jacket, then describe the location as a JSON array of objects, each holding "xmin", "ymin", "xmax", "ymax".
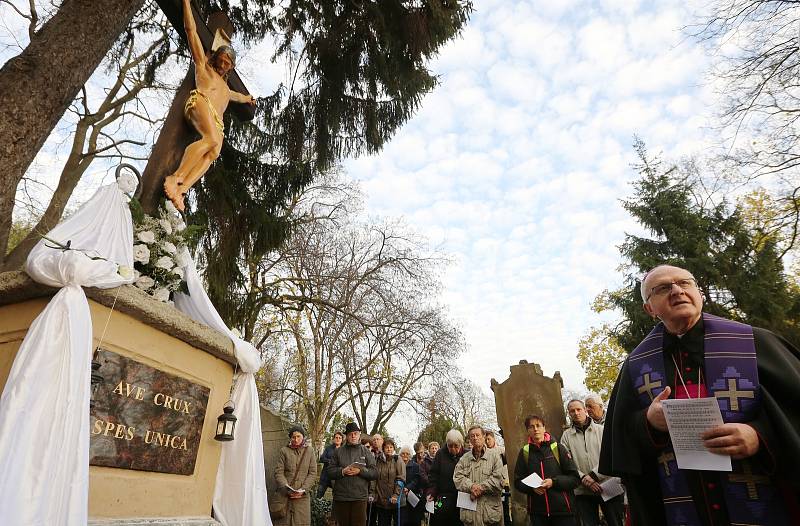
[
  {"xmin": 317, "ymin": 431, "xmax": 344, "ymax": 498},
  {"xmin": 514, "ymin": 415, "xmax": 579, "ymax": 526},
  {"xmin": 327, "ymin": 422, "xmax": 378, "ymax": 526},
  {"xmin": 427, "ymin": 430, "xmax": 466, "ymax": 526}
]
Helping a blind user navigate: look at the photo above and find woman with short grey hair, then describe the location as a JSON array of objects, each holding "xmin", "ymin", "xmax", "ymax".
[
  {"xmin": 428, "ymin": 430, "xmax": 465, "ymax": 526},
  {"xmin": 445, "ymin": 429, "xmax": 464, "ymax": 448}
]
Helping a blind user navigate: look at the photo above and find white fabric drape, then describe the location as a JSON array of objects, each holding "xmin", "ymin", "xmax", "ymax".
[
  {"xmin": 0, "ymin": 177, "xmax": 269, "ymax": 525},
  {"xmin": 175, "ymin": 258, "xmax": 271, "ymax": 526},
  {"xmin": 0, "ymin": 183, "xmax": 134, "ymax": 526}
]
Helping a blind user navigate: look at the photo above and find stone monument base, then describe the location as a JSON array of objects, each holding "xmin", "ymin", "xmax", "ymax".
[
  {"xmin": 0, "ymin": 271, "xmax": 237, "ymax": 523},
  {"xmin": 89, "ymin": 518, "xmax": 220, "ymax": 526}
]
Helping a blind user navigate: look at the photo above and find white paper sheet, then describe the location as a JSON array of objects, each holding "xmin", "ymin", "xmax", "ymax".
[
  {"xmin": 425, "ymin": 500, "xmax": 435, "ymax": 514},
  {"xmin": 456, "ymin": 491, "xmax": 478, "ymax": 511},
  {"xmin": 520, "ymin": 472, "xmax": 544, "ymax": 488},
  {"xmin": 662, "ymin": 398, "xmax": 732, "ymax": 472},
  {"xmin": 599, "ymin": 477, "xmax": 625, "ymax": 501},
  {"xmin": 406, "ymin": 490, "xmax": 420, "ymax": 508}
]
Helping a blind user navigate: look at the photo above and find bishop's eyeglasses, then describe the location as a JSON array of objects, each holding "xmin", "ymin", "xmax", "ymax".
[{"xmin": 645, "ymin": 278, "xmax": 697, "ymax": 301}]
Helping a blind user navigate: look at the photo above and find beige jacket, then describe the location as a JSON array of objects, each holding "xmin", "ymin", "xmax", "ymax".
[
  {"xmin": 274, "ymin": 444, "xmax": 318, "ymax": 526},
  {"xmin": 560, "ymin": 419, "xmax": 619, "ymax": 496},
  {"xmin": 452, "ymin": 447, "xmax": 505, "ymax": 526}
]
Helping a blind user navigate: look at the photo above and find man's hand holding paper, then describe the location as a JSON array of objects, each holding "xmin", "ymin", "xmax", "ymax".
[{"xmin": 701, "ymin": 422, "xmax": 760, "ymax": 459}]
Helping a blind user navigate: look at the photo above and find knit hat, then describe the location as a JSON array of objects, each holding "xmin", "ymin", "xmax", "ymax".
[{"xmin": 288, "ymin": 425, "xmax": 306, "ymax": 438}]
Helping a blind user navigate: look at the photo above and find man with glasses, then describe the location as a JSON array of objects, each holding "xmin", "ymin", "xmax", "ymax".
[{"xmin": 599, "ymin": 264, "xmax": 800, "ymax": 525}]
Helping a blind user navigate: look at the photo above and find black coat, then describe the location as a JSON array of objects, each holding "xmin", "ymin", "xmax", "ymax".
[
  {"xmin": 405, "ymin": 458, "xmax": 421, "ymax": 493},
  {"xmin": 318, "ymin": 443, "xmax": 338, "ymax": 488},
  {"xmin": 513, "ymin": 439, "xmax": 579, "ymax": 517},
  {"xmin": 599, "ymin": 323, "xmax": 800, "ymax": 526},
  {"xmin": 427, "ymin": 447, "xmax": 464, "ymax": 498}
]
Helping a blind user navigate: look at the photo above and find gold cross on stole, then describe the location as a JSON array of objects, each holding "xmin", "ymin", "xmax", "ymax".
[
  {"xmin": 657, "ymin": 451, "xmax": 675, "ymax": 476},
  {"xmin": 728, "ymin": 462, "xmax": 770, "ymax": 500},
  {"xmin": 714, "ymin": 378, "xmax": 754, "ymax": 411},
  {"xmin": 637, "ymin": 373, "xmax": 662, "ymax": 401}
]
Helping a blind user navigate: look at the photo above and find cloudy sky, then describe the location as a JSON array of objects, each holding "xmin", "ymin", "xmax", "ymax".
[
  {"xmin": 3, "ymin": 0, "xmax": 725, "ymax": 438},
  {"xmin": 340, "ymin": 0, "xmax": 719, "ymax": 403}
]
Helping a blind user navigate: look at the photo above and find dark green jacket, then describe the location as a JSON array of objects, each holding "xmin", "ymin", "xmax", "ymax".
[{"xmin": 326, "ymin": 442, "xmax": 378, "ymax": 501}]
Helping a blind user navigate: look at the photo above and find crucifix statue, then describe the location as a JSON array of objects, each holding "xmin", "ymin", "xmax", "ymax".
[
  {"xmin": 162, "ymin": 0, "xmax": 255, "ymax": 211},
  {"xmin": 138, "ymin": 0, "xmax": 256, "ymax": 214}
]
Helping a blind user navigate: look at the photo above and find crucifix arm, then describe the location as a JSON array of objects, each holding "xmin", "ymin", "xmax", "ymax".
[
  {"xmin": 230, "ymin": 90, "xmax": 254, "ymax": 105},
  {"xmin": 182, "ymin": 0, "xmax": 206, "ymax": 68}
]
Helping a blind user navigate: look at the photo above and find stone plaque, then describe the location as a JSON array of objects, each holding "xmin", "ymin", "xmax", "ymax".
[{"xmin": 90, "ymin": 349, "xmax": 210, "ymax": 475}]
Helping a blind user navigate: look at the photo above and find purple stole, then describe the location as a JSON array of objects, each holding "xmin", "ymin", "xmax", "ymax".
[{"xmin": 627, "ymin": 313, "xmax": 787, "ymax": 525}]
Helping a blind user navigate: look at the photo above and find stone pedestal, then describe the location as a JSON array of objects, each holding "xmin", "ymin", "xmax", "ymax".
[
  {"xmin": 0, "ymin": 271, "xmax": 237, "ymax": 524},
  {"xmin": 491, "ymin": 360, "xmax": 565, "ymax": 526}
]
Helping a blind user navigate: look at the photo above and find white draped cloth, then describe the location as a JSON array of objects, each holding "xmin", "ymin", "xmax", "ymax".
[
  {"xmin": 0, "ymin": 179, "xmax": 270, "ymax": 526},
  {"xmin": 0, "ymin": 183, "xmax": 134, "ymax": 526},
  {"xmin": 175, "ymin": 259, "xmax": 271, "ymax": 526}
]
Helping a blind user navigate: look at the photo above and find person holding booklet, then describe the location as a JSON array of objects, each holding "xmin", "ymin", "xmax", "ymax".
[
  {"xmin": 274, "ymin": 425, "xmax": 318, "ymax": 526},
  {"xmin": 599, "ymin": 264, "xmax": 800, "ymax": 525},
  {"xmin": 327, "ymin": 422, "xmax": 378, "ymax": 526},
  {"xmin": 513, "ymin": 415, "xmax": 579, "ymax": 526},
  {"xmin": 560, "ymin": 400, "xmax": 623, "ymax": 526},
  {"xmin": 427, "ymin": 431, "xmax": 465, "ymax": 526},
  {"xmin": 400, "ymin": 445, "xmax": 424, "ymax": 526}
]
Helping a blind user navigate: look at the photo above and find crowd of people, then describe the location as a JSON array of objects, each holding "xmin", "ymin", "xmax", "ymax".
[
  {"xmin": 273, "ymin": 394, "xmax": 620, "ymax": 526},
  {"xmin": 273, "ymin": 264, "xmax": 800, "ymax": 526}
]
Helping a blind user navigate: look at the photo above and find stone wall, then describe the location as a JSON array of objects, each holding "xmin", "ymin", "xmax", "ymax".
[{"xmin": 261, "ymin": 404, "xmax": 294, "ymax": 512}]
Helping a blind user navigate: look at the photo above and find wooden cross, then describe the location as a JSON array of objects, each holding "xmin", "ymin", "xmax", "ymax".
[
  {"xmin": 138, "ymin": 0, "xmax": 256, "ymax": 213},
  {"xmin": 714, "ymin": 378, "xmax": 754, "ymax": 412},
  {"xmin": 637, "ymin": 373, "xmax": 662, "ymax": 402},
  {"xmin": 728, "ymin": 461, "xmax": 770, "ymax": 500},
  {"xmin": 657, "ymin": 451, "xmax": 675, "ymax": 477}
]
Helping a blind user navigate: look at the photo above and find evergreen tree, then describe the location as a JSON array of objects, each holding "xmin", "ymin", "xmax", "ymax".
[
  {"xmin": 417, "ymin": 415, "xmax": 460, "ymax": 446},
  {"xmin": 189, "ymin": 0, "xmax": 474, "ymax": 327},
  {"xmin": 602, "ymin": 139, "xmax": 800, "ymax": 351},
  {"xmin": 0, "ymin": 0, "xmax": 473, "ymax": 282}
]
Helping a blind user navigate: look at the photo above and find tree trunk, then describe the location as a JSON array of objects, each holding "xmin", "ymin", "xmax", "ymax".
[
  {"xmin": 2, "ymin": 121, "xmax": 93, "ymax": 271},
  {"xmin": 0, "ymin": 0, "xmax": 145, "ymax": 263},
  {"xmin": 138, "ymin": 69, "xmax": 195, "ymax": 214}
]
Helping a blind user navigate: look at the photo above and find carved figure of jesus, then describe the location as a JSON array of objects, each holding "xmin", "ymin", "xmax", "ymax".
[{"xmin": 163, "ymin": 0, "xmax": 255, "ymax": 211}]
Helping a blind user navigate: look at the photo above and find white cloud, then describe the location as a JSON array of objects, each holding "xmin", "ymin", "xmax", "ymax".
[{"xmin": 6, "ymin": 0, "xmax": 721, "ymax": 437}]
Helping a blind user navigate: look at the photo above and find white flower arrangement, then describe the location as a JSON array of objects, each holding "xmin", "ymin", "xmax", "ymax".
[
  {"xmin": 137, "ymin": 230, "xmax": 156, "ymax": 244},
  {"xmin": 133, "ymin": 244, "xmax": 150, "ymax": 263},
  {"xmin": 130, "ymin": 200, "xmax": 199, "ymax": 303}
]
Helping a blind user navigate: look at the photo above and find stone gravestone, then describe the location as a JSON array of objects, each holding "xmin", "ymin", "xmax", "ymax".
[{"xmin": 491, "ymin": 360, "xmax": 564, "ymax": 526}]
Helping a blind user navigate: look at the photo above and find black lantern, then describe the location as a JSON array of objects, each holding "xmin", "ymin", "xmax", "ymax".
[
  {"xmin": 214, "ymin": 401, "xmax": 237, "ymax": 441},
  {"xmin": 90, "ymin": 349, "xmax": 104, "ymax": 409}
]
